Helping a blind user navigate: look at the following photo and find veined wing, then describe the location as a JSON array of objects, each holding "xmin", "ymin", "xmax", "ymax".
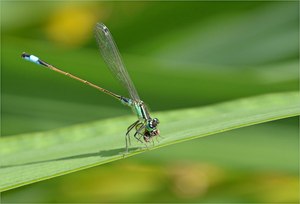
[{"xmin": 95, "ymin": 22, "xmax": 140, "ymax": 102}]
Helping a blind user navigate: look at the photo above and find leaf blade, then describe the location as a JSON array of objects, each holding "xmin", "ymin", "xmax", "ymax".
[{"xmin": 0, "ymin": 91, "xmax": 299, "ymax": 191}]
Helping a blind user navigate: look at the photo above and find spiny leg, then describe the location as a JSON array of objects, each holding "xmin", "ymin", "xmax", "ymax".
[
  {"xmin": 125, "ymin": 120, "xmax": 139, "ymax": 150},
  {"xmin": 134, "ymin": 132, "xmax": 144, "ymax": 143},
  {"xmin": 137, "ymin": 133, "xmax": 149, "ymax": 149},
  {"xmin": 132, "ymin": 131, "xmax": 147, "ymax": 150},
  {"xmin": 132, "ymin": 122, "xmax": 144, "ymax": 143},
  {"xmin": 132, "ymin": 122, "xmax": 143, "ymax": 142},
  {"xmin": 126, "ymin": 120, "xmax": 139, "ymax": 135},
  {"xmin": 134, "ymin": 124, "xmax": 149, "ymax": 149},
  {"xmin": 134, "ymin": 123, "xmax": 145, "ymax": 138},
  {"xmin": 125, "ymin": 135, "xmax": 129, "ymax": 152},
  {"xmin": 137, "ymin": 134, "xmax": 143, "ymax": 143}
]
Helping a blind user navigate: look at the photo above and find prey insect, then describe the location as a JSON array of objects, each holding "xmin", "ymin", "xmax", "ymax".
[{"xmin": 21, "ymin": 22, "xmax": 160, "ymax": 152}]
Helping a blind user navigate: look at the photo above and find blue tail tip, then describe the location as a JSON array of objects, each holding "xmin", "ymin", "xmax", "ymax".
[{"xmin": 21, "ymin": 52, "xmax": 29, "ymax": 59}]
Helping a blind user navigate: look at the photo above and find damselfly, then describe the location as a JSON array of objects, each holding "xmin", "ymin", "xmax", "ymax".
[{"xmin": 21, "ymin": 22, "xmax": 160, "ymax": 152}]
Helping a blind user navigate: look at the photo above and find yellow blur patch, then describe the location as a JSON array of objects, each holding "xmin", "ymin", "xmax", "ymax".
[{"xmin": 46, "ymin": 5, "xmax": 104, "ymax": 47}]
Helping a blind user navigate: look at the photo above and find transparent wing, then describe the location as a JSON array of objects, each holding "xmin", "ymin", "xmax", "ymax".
[{"xmin": 95, "ymin": 22, "xmax": 140, "ymax": 101}]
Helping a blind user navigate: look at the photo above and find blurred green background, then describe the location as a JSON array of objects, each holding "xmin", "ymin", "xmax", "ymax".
[{"xmin": 1, "ymin": 1, "xmax": 299, "ymax": 203}]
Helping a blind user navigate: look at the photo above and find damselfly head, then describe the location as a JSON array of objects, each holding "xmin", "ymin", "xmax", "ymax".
[
  {"xmin": 148, "ymin": 118, "xmax": 159, "ymax": 129},
  {"xmin": 143, "ymin": 118, "xmax": 160, "ymax": 142},
  {"xmin": 152, "ymin": 118, "xmax": 159, "ymax": 127}
]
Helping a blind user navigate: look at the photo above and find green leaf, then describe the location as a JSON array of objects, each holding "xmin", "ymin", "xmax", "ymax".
[{"xmin": 0, "ymin": 91, "xmax": 299, "ymax": 191}]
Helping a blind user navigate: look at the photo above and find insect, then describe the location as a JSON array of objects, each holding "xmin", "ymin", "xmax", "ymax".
[{"xmin": 21, "ymin": 22, "xmax": 160, "ymax": 152}]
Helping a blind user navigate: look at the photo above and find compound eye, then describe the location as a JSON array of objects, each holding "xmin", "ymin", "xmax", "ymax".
[{"xmin": 153, "ymin": 118, "xmax": 159, "ymax": 125}]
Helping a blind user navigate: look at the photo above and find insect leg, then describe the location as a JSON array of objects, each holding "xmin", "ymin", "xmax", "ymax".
[
  {"xmin": 134, "ymin": 124, "xmax": 150, "ymax": 149},
  {"xmin": 132, "ymin": 122, "xmax": 144, "ymax": 143},
  {"xmin": 125, "ymin": 120, "xmax": 139, "ymax": 151}
]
